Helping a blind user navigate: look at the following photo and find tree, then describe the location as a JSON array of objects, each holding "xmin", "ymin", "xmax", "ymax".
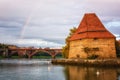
[
  {"xmin": 62, "ymin": 27, "xmax": 77, "ymax": 58},
  {"xmin": 0, "ymin": 43, "xmax": 9, "ymax": 58},
  {"xmin": 115, "ymin": 40, "xmax": 120, "ymax": 57}
]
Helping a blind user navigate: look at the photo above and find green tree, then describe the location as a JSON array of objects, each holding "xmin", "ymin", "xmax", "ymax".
[
  {"xmin": 62, "ymin": 27, "xmax": 77, "ymax": 58},
  {"xmin": 115, "ymin": 40, "xmax": 120, "ymax": 57},
  {"xmin": 0, "ymin": 43, "xmax": 9, "ymax": 58}
]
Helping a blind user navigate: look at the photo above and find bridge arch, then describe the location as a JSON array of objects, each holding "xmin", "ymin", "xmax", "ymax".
[
  {"xmin": 28, "ymin": 50, "xmax": 52, "ymax": 59},
  {"xmin": 9, "ymin": 50, "xmax": 27, "ymax": 58},
  {"xmin": 8, "ymin": 48, "xmax": 62, "ymax": 59}
]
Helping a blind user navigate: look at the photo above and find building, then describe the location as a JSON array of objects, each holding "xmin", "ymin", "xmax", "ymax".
[{"xmin": 68, "ymin": 13, "xmax": 116, "ymax": 59}]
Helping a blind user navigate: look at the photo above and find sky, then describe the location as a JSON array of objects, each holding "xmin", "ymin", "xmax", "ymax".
[{"xmin": 0, "ymin": 0, "xmax": 120, "ymax": 48}]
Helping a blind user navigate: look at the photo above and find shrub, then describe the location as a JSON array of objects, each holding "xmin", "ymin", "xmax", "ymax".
[{"xmin": 87, "ymin": 54, "xmax": 99, "ymax": 59}]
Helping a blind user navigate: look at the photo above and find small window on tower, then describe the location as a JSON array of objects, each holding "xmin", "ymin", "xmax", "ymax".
[{"xmin": 94, "ymin": 38, "xmax": 98, "ymax": 40}]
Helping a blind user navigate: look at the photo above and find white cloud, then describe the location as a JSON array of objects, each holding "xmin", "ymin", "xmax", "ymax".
[
  {"xmin": 105, "ymin": 21, "xmax": 120, "ymax": 28},
  {"xmin": 0, "ymin": 38, "xmax": 63, "ymax": 48},
  {"xmin": 17, "ymin": 39, "xmax": 63, "ymax": 48},
  {"xmin": 0, "ymin": 0, "xmax": 120, "ymax": 47}
]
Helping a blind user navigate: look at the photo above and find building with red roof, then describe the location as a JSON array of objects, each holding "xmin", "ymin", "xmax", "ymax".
[{"xmin": 68, "ymin": 13, "xmax": 116, "ymax": 59}]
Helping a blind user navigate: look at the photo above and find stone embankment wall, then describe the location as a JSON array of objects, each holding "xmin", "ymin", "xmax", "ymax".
[{"xmin": 52, "ymin": 59, "xmax": 120, "ymax": 67}]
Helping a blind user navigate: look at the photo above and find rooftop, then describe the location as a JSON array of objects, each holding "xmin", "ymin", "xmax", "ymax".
[{"xmin": 69, "ymin": 13, "xmax": 115, "ymax": 41}]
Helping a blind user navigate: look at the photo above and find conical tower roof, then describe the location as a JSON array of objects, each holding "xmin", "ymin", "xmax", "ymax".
[{"xmin": 69, "ymin": 13, "xmax": 115, "ymax": 41}]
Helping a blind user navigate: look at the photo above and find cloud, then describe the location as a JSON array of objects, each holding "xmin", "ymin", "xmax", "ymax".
[
  {"xmin": 0, "ymin": 38, "xmax": 63, "ymax": 48},
  {"xmin": 18, "ymin": 39, "xmax": 63, "ymax": 48},
  {"xmin": 105, "ymin": 21, "xmax": 120, "ymax": 28},
  {"xmin": 104, "ymin": 21, "xmax": 120, "ymax": 39},
  {"xmin": 0, "ymin": 0, "xmax": 120, "ymax": 47}
]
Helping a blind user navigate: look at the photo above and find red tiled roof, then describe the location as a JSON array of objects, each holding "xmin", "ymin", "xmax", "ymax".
[{"xmin": 69, "ymin": 13, "xmax": 116, "ymax": 41}]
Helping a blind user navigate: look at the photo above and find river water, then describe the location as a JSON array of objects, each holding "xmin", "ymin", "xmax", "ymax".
[{"xmin": 0, "ymin": 59, "xmax": 120, "ymax": 80}]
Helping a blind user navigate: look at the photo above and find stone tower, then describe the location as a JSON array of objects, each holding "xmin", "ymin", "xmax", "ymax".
[{"xmin": 68, "ymin": 13, "xmax": 116, "ymax": 59}]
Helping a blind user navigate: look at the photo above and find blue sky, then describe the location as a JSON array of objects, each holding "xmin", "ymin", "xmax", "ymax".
[{"xmin": 0, "ymin": 0, "xmax": 120, "ymax": 48}]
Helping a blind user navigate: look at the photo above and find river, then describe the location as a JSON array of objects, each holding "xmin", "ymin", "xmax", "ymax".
[{"xmin": 0, "ymin": 59, "xmax": 120, "ymax": 80}]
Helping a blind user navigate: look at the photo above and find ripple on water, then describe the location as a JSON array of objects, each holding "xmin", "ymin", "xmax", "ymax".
[
  {"xmin": 0, "ymin": 59, "xmax": 52, "ymax": 66},
  {"xmin": 0, "ymin": 59, "xmax": 65, "ymax": 80}
]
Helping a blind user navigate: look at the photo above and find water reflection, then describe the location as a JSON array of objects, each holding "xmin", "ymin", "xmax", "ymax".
[
  {"xmin": 64, "ymin": 66, "xmax": 120, "ymax": 80},
  {"xmin": 1, "ymin": 59, "xmax": 120, "ymax": 80}
]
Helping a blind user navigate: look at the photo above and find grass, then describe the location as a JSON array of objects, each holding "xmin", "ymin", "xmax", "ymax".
[
  {"xmin": 0, "ymin": 56, "xmax": 3, "ymax": 59},
  {"xmin": 0, "ymin": 56, "xmax": 62, "ymax": 59},
  {"xmin": 32, "ymin": 56, "xmax": 62, "ymax": 59},
  {"xmin": 32, "ymin": 56, "xmax": 52, "ymax": 59},
  {"xmin": 11, "ymin": 56, "xmax": 19, "ymax": 59}
]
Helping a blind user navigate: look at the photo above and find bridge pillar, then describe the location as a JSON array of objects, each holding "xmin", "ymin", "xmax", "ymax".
[
  {"xmin": 51, "ymin": 55, "xmax": 55, "ymax": 59},
  {"xmin": 28, "ymin": 55, "xmax": 31, "ymax": 59}
]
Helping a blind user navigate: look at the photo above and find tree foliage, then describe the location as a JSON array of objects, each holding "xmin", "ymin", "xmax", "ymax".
[
  {"xmin": 0, "ymin": 43, "xmax": 8, "ymax": 49},
  {"xmin": 115, "ymin": 40, "xmax": 120, "ymax": 57},
  {"xmin": 62, "ymin": 27, "xmax": 77, "ymax": 58}
]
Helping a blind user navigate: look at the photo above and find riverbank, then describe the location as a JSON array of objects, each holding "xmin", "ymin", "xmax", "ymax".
[
  {"xmin": 0, "ymin": 56, "xmax": 62, "ymax": 59},
  {"xmin": 52, "ymin": 59, "xmax": 120, "ymax": 67}
]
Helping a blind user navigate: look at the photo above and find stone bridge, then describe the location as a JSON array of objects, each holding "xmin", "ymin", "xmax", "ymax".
[{"xmin": 7, "ymin": 48, "xmax": 62, "ymax": 59}]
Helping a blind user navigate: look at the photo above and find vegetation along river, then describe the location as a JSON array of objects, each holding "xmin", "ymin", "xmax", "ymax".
[{"xmin": 0, "ymin": 59, "xmax": 120, "ymax": 80}]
